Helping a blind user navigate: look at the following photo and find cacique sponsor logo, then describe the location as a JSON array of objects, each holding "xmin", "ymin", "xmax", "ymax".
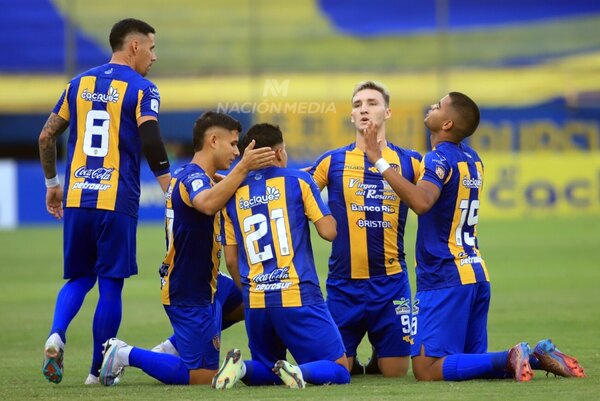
[
  {"xmin": 239, "ymin": 186, "xmax": 280, "ymax": 209},
  {"xmin": 462, "ymin": 175, "xmax": 482, "ymax": 189},
  {"xmin": 80, "ymin": 86, "xmax": 120, "ymax": 103}
]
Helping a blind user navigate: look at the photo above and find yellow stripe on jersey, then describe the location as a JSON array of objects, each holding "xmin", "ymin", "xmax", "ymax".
[
  {"xmin": 66, "ymin": 76, "xmax": 96, "ymax": 208},
  {"xmin": 299, "ymin": 179, "xmax": 325, "ymax": 223},
  {"xmin": 96, "ymin": 79, "xmax": 127, "ymax": 211},
  {"xmin": 210, "ymin": 212, "xmax": 221, "ymax": 303},
  {"xmin": 222, "ymin": 207, "xmax": 237, "ymax": 246},
  {"xmin": 235, "ymin": 185, "xmax": 266, "ymax": 308},
  {"xmin": 161, "ymin": 179, "xmax": 177, "ymax": 305},
  {"xmin": 312, "ymin": 154, "xmax": 331, "ymax": 190},
  {"xmin": 161, "ymin": 240, "xmax": 176, "ymax": 305},
  {"xmin": 136, "ymin": 89, "xmax": 143, "ymax": 120},
  {"xmin": 410, "ymin": 155, "xmax": 421, "ymax": 184},
  {"xmin": 343, "ymin": 150, "xmax": 369, "ymax": 277},
  {"xmin": 449, "ymin": 162, "xmax": 477, "ymax": 284},
  {"xmin": 381, "ymin": 147, "xmax": 402, "ymax": 275},
  {"xmin": 179, "ymin": 181, "xmax": 192, "ymax": 207},
  {"xmin": 266, "ymin": 177, "xmax": 301, "ymax": 307}
]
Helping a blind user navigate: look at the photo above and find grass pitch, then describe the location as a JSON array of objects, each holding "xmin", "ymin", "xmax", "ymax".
[{"xmin": 1, "ymin": 215, "xmax": 599, "ymax": 400}]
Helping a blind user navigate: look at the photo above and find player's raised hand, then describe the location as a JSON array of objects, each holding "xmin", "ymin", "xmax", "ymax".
[
  {"xmin": 46, "ymin": 186, "xmax": 64, "ymax": 220},
  {"xmin": 238, "ymin": 139, "xmax": 276, "ymax": 172},
  {"xmin": 363, "ymin": 120, "xmax": 383, "ymax": 163}
]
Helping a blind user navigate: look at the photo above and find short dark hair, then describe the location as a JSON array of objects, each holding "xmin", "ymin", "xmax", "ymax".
[
  {"xmin": 192, "ymin": 112, "xmax": 242, "ymax": 151},
  {"xmin": 448, "ymin": 92, "xmax": 480, "ymax": 138},
  {"xmin": 241, "ymin": 123, "xmax": 283, "ymax": 154},
  {"xmin": 109, "ymin": 18, "xmax": 156, "ymax": 52},
  {"xmin": 352, "ymin": 80, "xmax": 390, "ymax": 106}
]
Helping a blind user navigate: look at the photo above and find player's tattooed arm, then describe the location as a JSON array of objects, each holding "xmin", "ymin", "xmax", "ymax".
[{"xmin": 38, "ymin": 113, "xmax": 69, "ymax": 178}]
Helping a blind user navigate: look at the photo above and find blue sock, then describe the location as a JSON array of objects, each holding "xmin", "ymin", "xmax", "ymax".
[
  {"xmin": 300, "ymin": 360, "xmax": 351, "ymax": 385},
  {"xmin": 90, "ymin": 277, "xmax": 123, "ymax": 376},
  {"xmin": 130, "ymin": 347, "xmax": 189, "ymax": 384},
  {"xmin": 442, "ymin": 352, "xmax": 510, "ymax": 381},
  {"xmin": 241, "ymin": 360, "xmax": 281, "ymax": 386},
  {"xmin": 50, "ymin": 276, "xmax": 96, "ymax": 343}
]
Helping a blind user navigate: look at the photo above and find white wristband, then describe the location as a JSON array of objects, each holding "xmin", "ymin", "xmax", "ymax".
[
  {"xmin": 45, "ymin": 176, "xmax": 60, "ymax": 188},
  {"xmin": 374, "ymin": 158, "xmax": 390, "ymax": 174}
]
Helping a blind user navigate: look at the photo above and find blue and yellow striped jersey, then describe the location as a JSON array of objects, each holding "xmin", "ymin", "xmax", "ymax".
[
  {"xmin": 160, "ymin": 164, "xmax": 220, "ymax": 306},
  {"xmin": 310, "ymin": 143, "xmax": 422, "ymax": 279},
  {"xmin": 53, "ymin": 63, "xmax": 161, "ymax": 217},
  {"xmin": 416, "ymin": 141, "xmax": 489, "ymax": 291},
  {"xmin": 222, "ymin": 167, "xmax": 330, "ymax": 309}
]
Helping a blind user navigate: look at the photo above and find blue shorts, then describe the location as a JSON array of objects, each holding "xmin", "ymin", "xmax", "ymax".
[
  {"xmin": 216, "ymin": 272, "xmax": 243, "ymax": 316},
  {"xmin": 63, "ymin": 208, "xmax": 137, "ymax": 279},
  {"xmin": 164, "ymin": 304, "xmax": 220, "ymax": 370},
  {"xmin": 326, "ymin": 273, "xmax": 412, "ymax": 358},
  {"xmin": 245, "ymin": 303, "xmax": 346, "ymax": 366},
  {"xmin": 411, "ymin": 282, "xmax": 490, "ymax": 358}
]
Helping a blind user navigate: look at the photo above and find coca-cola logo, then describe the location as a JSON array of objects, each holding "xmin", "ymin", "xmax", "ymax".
[
  {"xmin": 252, "ymin": 267, "xmax": 290, "ymax": 284},
  {"xmin": 74, "ymin": 166, "xmax": 115, "ymax": 181}
]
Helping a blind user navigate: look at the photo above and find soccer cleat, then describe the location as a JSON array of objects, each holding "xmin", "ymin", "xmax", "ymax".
[
  {"xmin": 99, "ymin": 338, "xmax": 127, "ymax": 386},
  {"xmin": 533, "ymin": 339, "xmax": 585, "ymax": 378},
  {"xmin": 42, "ymin": 342, "xmax": 64, "ymax": 384},
  {"xmin": 84, "ymin": 374, "xmax": 99, "ymax": 385},
  {"xmin": 212, "ymin": 349, "xmax": 244, "ymax": 389},
  {"xmin": 508, "ymin": 342, "xmax": 534, "ymax": 382},
  {"xmin": 273, "ymin": 360, "xmax": 305, "ymax": 389}
]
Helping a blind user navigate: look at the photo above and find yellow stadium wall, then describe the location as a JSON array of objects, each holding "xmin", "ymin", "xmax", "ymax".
[{"xmin": 481, "ymin": 154, "xmax": 600, "ymax": 218}]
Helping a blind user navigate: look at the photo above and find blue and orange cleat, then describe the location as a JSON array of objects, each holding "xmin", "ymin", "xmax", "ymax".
[
  {"xmin": 533, "ymin": 339, "xmax": 585, "ymax": 378},
  {"xmin": 42, "ymin": 343, "xmax": 64, "ymax": 384},
  {"xmin": 508, "ymin": 342, "xmax": 534, "ymax": 382}
]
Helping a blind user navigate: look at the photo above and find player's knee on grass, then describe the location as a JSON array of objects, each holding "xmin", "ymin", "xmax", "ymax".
[{"xmin": 379, "ymin": 356, "xmax": 409, "ymax": 377}]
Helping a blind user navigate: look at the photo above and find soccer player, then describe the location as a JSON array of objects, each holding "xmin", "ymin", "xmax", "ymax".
[
  {"xmin": 363, "ymin": 91, "xmax": 586, "ymax": 381},
  {"xmin": 97, "ymin": 112, "xmax": 274, "ymax": 386},
  {"xmin": 308, "ymin": 81, "xmax": 422, "ymax": 377},
  {"xmin": 212, "ymin": 123, "xmax": 351, "ymax": 389},
  {"xmin": 39, "ymin": 18, "xmax": 172, "ymax": 385}
]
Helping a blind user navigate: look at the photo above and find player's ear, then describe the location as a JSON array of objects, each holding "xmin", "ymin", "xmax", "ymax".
[
  {"xmin": 442, "ymin": 119, "xmax": 454, "ymax": 131},
  {"xmin": 384, "ymin": 107, "xmax": 392, "ymax": 120}
]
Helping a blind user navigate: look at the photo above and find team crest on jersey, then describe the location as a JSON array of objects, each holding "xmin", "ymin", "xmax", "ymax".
[
  {"xmin": 435, "ymin": 165, "xmax": 445, "ymax": 180},
  {"xmin": 192, "ymin": 179, "xmax": 204, "ymax": 192}
]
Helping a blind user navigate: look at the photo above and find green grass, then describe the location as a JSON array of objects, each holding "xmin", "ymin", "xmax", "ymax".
[{"xmin": 1, "ymin": 215, "xmax": 599, "ymax": 400}]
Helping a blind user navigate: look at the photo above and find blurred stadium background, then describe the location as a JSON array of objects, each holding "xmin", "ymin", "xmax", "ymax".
[{"xmin": 1, "ymin": 0, "xmax": 600, "ymax": 227}]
